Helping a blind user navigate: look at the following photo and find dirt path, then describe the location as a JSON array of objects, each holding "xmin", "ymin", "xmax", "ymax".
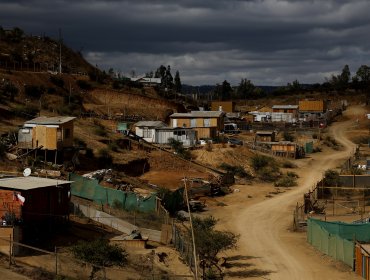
[{"xmin": 214, "ymin": 105, "xmax": 366, "ymax": 280}]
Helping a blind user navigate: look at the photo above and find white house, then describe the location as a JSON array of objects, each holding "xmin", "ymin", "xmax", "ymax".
[
  {"xmin": 155, "ymin": 127, "xmax": 197, "ymax": 147},
  {"xmin": 130, "ymin": 77, "xmax": 161, "ymax": 86},
  {"xmin": 134, "ymin": 121, "xmax": 167, "ymax": 143}
]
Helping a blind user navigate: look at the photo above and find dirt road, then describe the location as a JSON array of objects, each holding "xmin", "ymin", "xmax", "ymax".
[{"xmin": 215, "ymin": 105, "xmax": 366, "ymax": 280}]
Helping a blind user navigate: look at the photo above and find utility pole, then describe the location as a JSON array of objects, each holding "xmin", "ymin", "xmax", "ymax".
[
  {"xmin": 183, "ymin": 177, "xmax": 199, "ymax": 280},
  {"xmin": 59, "ymin": 28, "xmax": 62, "ymax": 74}
]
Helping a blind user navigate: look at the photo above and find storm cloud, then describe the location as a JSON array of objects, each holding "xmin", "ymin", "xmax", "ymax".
[{"xmin": 1, "ymin": 0, "xmax": 370, "ymax": 85}]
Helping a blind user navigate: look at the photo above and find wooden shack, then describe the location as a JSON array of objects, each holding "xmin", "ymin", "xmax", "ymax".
[
  {"xmin": 271, "ymin": 141, "xmax": 297, "ymax": 158},
  {"xmin": 356, "ymin": 242, "xmax": 370, "ymax": 279},
  {"xmin": 18, "ymin": 116, "xmax": 75, "ymax": 150},
  {"xmin": 299, "ymin": 100, "xmax": 326, "ymax": 113},
  {"xmin": 0, "ymin": 176, "xmax": 72, "ymax": 243},
  {"xmin": 255, "ymin": 131, "xmax": 276, "ymax": 142},
  {"xmin": 170, "ymin": 111, "xmax": 224, "ymax": 139}
]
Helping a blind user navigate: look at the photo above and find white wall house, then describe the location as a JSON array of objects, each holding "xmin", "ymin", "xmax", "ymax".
[
  {"xmin": 134, "ymin": 121, "xmax": 167, "ymax": 143},
  {"xmin": 155, "ymin": 127, "xmax": 197, "ymax": 147}
]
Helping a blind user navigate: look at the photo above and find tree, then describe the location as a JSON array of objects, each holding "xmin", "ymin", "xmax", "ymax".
[
  {"xmin": 340, "ymin": 64, "xmax": 351, "ymax": 85},
  {"xmin": 164, "ymin": 65, "xmax": 174, "ymax": 89},
  {"xmin": 323, "ymin": 169, "xmax": 340, "ymax": 187},
  {"xmin": 71, "ymin": 239, "xmax": 127, "ymax": 279},
  {"xmin": 214, "ymin": 80, "xmax": 233, "ymax": 101},
  {"xmin": 192, "ymin": 216, "xmax": 239, "ymax": 278},
  {"xmin": 155, "ymin": 65, "xmax": 166, "ymax": 79},
  {"xmin": 174, "ymin": 70, "xmax": 182, "ymax": 93},
  {"xmin": 236, "ymin": 78, "xmax": 255, "ymax": 99}
]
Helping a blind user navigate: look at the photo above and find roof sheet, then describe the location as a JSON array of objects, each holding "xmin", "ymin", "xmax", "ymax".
[
  {"xmin": 272, "ymin": 105, "xmax": 299, "ymax": 109},
  {"xmin": 0, "ymin": 176, "xmax": 72, "ymax": 190},
  {"xmin": 25, "ymin": 116, "xmax": 76, "ymax": 125},
  {"xmin": 134, "ymin": 121, "xmax": 167, "ymax": 128},
  {"xmin": 170, "ymin": 111, "xmax": 224, "ymax": 118}
]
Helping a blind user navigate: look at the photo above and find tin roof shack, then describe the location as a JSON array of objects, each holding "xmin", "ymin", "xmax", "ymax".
[
  {"xmin": 272, "ymin": 105, "xmax": 299, "ymax": 114},
  {"xmin": 271, "ymin": 141, "xmax": 304, "ymax": 159},
  {"xmin": 298, "ymin": 100, "xmax": 328, "ymax": 121},
  {"xmin": 18, "ymin": 116, "xmax": 75, "ymax": 150},
  {"xmin": 134, "ymin": 121, "xmax": 167, "ymax": 143},
  {"xmin": 211, "ymin": 101, "xmax": 235, "ymax": 113},
  {"xmin": 255, "ymin": 131, "xmax": 276, "ymax": 142},
  {"xmin": 0, "ymin": 176, "xmax": 71, "ymax": 243},
  {"xmin": 130, "ymin": 77, "xmax": 162, "ymax": 86},
  {"xmin": 170, "ymin": 111, "xmax": 225, "ymax": 140},
  {"xmin": 155, "ymin": 127, "xmax": 197, "ymax": 147}
]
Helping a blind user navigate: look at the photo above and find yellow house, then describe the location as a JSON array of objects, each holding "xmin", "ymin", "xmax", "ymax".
[
  {"xmin": 18, "ymin": 116, "xmax": 75, "ymax": 150},
  {"xmin": 169, "ymin": 111, "xmax": 225, "ymax": 139}
]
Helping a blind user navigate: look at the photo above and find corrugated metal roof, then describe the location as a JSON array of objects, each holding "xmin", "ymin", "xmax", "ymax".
[
  {"xmin": 134, "ymin": 121, "xmax": 167, "ymax": 128},
  {"xmin": 0, "ymin": 176, "xmax": 72, "ymax": 190},
  {"xmin": 25, "ymin": 116, "xmax": 76, "ymax": 125},
  {"xmin": 170, "ymin": 111, "xmax": 224, "ymax": 118},
  {"xmin": 272, "ymin": 105, "xmax": 299, "ymax": 109}
]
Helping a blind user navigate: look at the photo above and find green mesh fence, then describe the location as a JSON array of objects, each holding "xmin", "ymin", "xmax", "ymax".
[
  {"xmin": 68, "ymin": 173, "xmax": 157, "ymax": 213},
  {"xmin": 307, "ymin": 218, "xmax": 370, "ymax": 268}
]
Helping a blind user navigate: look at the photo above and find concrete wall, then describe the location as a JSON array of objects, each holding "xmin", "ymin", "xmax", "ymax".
[{"xmin": 74, "ymin": 203, "xmax": 162, "ymax": 242}]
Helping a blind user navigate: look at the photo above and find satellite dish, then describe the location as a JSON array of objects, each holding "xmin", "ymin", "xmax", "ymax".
[{"xmin": 23, "ymin": 168, "xmax": 31, "ymax": 177}]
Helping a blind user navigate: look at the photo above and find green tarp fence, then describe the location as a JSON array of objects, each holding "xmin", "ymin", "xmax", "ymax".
[
  {"xmin": 307, "ymin": 218, "xmax": 370, "ymax": 268},
  {"xmin": 68, "ymin": 173, "xmax": 157, "ymax": 213}
]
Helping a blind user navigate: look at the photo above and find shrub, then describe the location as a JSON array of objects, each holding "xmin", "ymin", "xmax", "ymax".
[
  {"xmin": 323, "ymin": 169, "xmax": 340, "ymax": 186},
  {"xmin": 250, "ymin": 154, "xmax": 272, "ymax": 170},
  {"xmin": 85, "ymin": 148, "xmax": 94, "ymax": 158},
  {"xmin": 257, "ymin": 166, "xmax": 280, "ymax": 182},
  {"xmin": 76, "ymin": 79, "xmax": 92, "ymax": 90},
  {"xmin": 12, "ymin": 104, "xmax": 39, "ymax": 118},
  {"xmin": 219, "ymin": 163, "xmax": 252, "ymax": 178},
  {"xmin": 49, "ymin": 75, "xmax": 64, "ymax": 88},
  {"xmin": 94, "ymin": 125, "xmax": 107, "ymax": 137},
  {"xmin": 168, "ymin": 138, "xmax": 191, "ymax": 160},
  {"xmin": 281, "ymin": 160, "xmax": 297, "ymax": 168},
  {"xmin": 108, "ymin": 142, "xmax": 119, "ymax": 152},
  {"xmin": 24, "ymin": 85, "xmax": 45, "ymax": 98},
  {"xmin": 312, "ymin": 147, "xmax": 322, "ymax": 153},
  {"xmin": 274, "ymin": 175, "xmax": 297, "ymax": 187},
  {"xmin": 283, "ymin": 131, "xmax": 295, "ymax": 142},
  {"xmin": 98, "ymin": 148, "xmax": 113, "ymax": 166}
]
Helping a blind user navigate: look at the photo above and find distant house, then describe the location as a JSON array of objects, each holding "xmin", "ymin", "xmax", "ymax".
[
  {"xmin": 272, "ymin": 105, "xmax": 299, "ymax": 115},
  {"xmin": 170, "ymin": 111, "xmax": 225, "ymax": 139},
  {"xmin": 155, "ymin": 127, "xmax": 197, "ymax": 147},
  {"xmin": 134, "ymin": 121, "xmax": 167, "ymax": 143},
  {"xmin": 211, "ymin": 101, "xmax": 235, "ymax": 113},
  {"xmin": 298, "ymin": 100, "xmax": 327, "ymax": 120},
  {"xmin": 130, "ymin": 77, "xmax": 161, "ymax": 86},
  {"xmin": 0, "ymin": 176, "xmax": 72, "ymax": 244},
  {"xmin": 255, "ymin": 131, "xmax": 276, "ymax": 142},
  {"xmin": 18, "ymin": 116, "xmax": 75, "ymax": 150}
]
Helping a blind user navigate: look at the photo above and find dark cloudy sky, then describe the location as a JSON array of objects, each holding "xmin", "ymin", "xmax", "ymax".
[{"xmin": 1, "ymin": 0, "xmax": 370, "ymax": 86}]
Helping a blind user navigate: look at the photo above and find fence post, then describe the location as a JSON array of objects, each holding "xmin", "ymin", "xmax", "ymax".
[
  {"xmin": 9, "ymin": 234, "xmax": 12, "ymax": 268},
  {"xmin": 55, "ymin": 246, "xmax": 58, "ymax": 276}
]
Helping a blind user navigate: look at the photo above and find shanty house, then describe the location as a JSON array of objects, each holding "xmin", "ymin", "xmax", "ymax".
[
  {"xmin": 255, "ymin": 131, "xmax": 276, "ymax": 142},
  {"xmin": 0, "ymin": 176, "xmax": 72, "ymax": 243},
  {"xmin": 18, "ymin": 116, "xmax": 75, "ymax": 150},
  {"xmin": 298, "ymin": 100, "xmax": 327, "ymax": 120},
  {"xmin": 155, "ymin": 127, "xmax": 197, "ymax": 147},
  {"xmin": 170, "ymin": 111, "xmax": 225, "ymax": 139},
  {"xmin": 272, "ymin": 105, "xmax": 299, "ymax": 115},
  {"xmin": 130, "ymin": 77, "xmax": 161, "ymax": 86},
  {"xmin": 134, "ymin": 121, "xmax": 167, "ymax": 143}
]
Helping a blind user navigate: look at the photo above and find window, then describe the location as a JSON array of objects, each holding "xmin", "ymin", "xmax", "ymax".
[
  {"xmin": 190, "ymin": 119, "xmax": 196, "ymax": 127},
  {"xmin": 143, "ymin": 128, "xmax": 152, "ymax": 138},
  {"xmin": 173, "ymin": 119, "xmax": 178, "ymax": 127},
  {"xmin": 203, "ymin": 118, "xmax": 211, "ymax": 127}
]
